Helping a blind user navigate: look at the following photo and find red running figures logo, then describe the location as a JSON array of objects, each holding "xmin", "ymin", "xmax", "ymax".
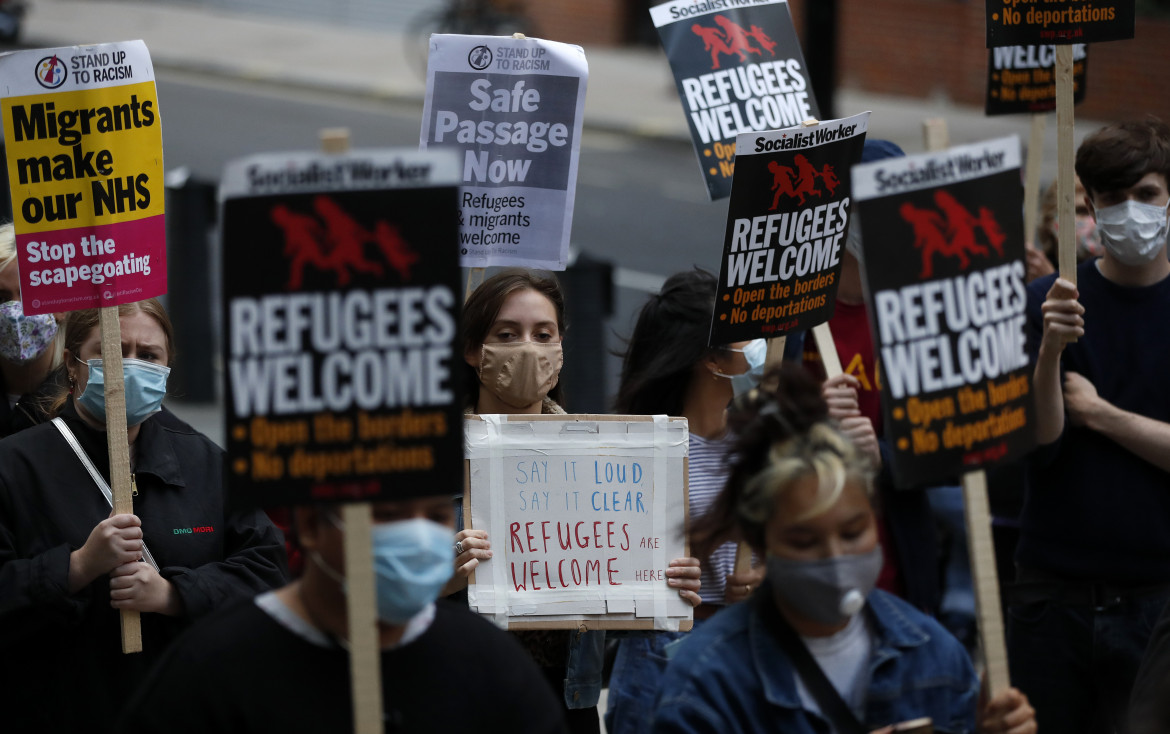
[
  {"xmin": 767, "ymin": 154, "xmax": 838, "ymax": 209},
  {"xmin": 271, "ymin": 196, "xmax": 420, "ymax": 290},
  {"xmin": 691, "ymin": 14, "xmax": 777, "ymax": 70},
  {"xmin": 899, "ymin": 190, "xmax": 1007, "ymax": 279}
]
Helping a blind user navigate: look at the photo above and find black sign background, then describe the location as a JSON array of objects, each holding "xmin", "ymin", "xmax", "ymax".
[
  {"xmin": 986, "ymin": 0, "xmax": 1134, "ymax": 46},
  {"xmin": 655, "ymin": 1, "xmax": 820, "ymax": 200},
  {"xmin": 710, "ymin": 122, "xmax": 865, "ymax": 345},
  {"xmin": 222, "ymin": 185, "xmax": 462, "ymax": 508},
  {"xmin": 985, "ymin": 44, "xmax": 1088, "ymax": 115},
  {"xmin": 858, "ymin": 166, "xmax": 1036, "ymax": 487}
]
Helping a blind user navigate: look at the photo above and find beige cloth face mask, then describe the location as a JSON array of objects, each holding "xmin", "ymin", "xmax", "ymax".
[{"xmin": 478, "ymin": 342, "xmax": 564, "ymax": 409}]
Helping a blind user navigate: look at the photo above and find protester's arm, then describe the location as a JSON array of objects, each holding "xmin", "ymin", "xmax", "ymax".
[
  {"xmin": 977, "ymin": 686, "xmax": 1037, "ymax": 734},
  {"xmin": 444, "ymin": 528, "xmax": 491, "ymax": 596},
  {"xmin": 666, "ymin": 556, "xmax": 702, "ymax": 607},
  {"xmin": 823, "ymin": 374, "xmax": 881, "ymax": 468},
  {"xmin": 0, "ymin": 479, "xmax": 95, "ymax": 641},
  {"xmin": 724, "ymin": 564, "xmax": 766, "ymax": 605},
  {"xmin": 163, "ymin": 506, "xmax": 287, "ymax": 619},
  {"xmin": 1033, "ymin": 278, "xmax": 1083, "ymax": 445},
  {"xmin": 1063, "ymin": 371, "xmax": 1170, "ymax": 473}
]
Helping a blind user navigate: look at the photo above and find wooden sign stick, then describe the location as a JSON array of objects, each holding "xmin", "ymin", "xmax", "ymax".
[
  {"xmin": 100, "ymin": 307, "xmax": 141, "ymax": 654},
  {"xmin": 320, "ymin": 127, "xmax": 383, "ymax": 734},
  {"xmin": 1055, "ymin": 45, "xmax": 1077, "ymax": 284},
  {"xmin": 465, "ymin": 267, "xmax": 485, "ymax": 302},
  {"xmin": 962, "ymin": 470, "xmax": 1011, "ymax": 695},
  {"xmin": 1023, "ymin": 114, "xmax": 1048, "ymax": 249},
  {"xmin": 921, "ymin": 115, "xmax": 1011, "ymax": 696}
]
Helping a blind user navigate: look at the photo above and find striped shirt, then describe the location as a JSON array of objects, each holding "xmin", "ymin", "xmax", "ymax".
[{"xmin": 689, "ymin": 432, "xmax": 739, "ymax": 605}]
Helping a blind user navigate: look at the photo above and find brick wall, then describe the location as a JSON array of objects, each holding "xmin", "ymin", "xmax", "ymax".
[
  {"xmin": 536, "ymin": 0, "xmax": 1170, "ymax": 124},
  {"xmin": 525, "ymin": 0, "xmax": 629, "ymax": 45},
  {"xmin": 824, "ymin": 0, "xmax": 1170, "ymax": 123}
]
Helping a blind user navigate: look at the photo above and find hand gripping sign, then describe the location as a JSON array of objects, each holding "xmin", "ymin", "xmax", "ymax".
[
  {"xmin": 421, "ymin": 34, "xmax": 588, "ymax": 271},
  {"xmin": 0, "ymin": 41, "xmax": 166, "ymax": 316}
]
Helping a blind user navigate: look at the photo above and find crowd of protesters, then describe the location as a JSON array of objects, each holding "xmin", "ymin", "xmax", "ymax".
[{"xmin": 0, "ymin": 46, "xmax": 1168, "ymax": 728}]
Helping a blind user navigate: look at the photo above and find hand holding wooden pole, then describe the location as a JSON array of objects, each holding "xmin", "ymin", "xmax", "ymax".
[{"xmin": 100, "ymin": 307, "xmax": 141, "ymax": 654}]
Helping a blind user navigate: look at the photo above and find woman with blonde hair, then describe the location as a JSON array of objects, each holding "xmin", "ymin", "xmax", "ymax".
[
  {"xmin": 653, "ymin": 364, "xmax": 1036, "ymax": 734},
  {"xmin": 0, "ymin": 222, "xmax": 64, "ymax": 436}
]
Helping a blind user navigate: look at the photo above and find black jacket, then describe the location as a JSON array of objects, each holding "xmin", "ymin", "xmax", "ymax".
[{"xmin": 0, "ymin": 403, "xmax": 288, "ymax": 732}]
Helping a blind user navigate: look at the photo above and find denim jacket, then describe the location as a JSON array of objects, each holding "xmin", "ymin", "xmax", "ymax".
[{"xmin": 652, "ymin": 588, "xmax": 979, "ymax": 733}]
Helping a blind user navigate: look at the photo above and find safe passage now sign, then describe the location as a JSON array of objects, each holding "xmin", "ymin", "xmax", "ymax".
[
  {"xmin": 852, "ymin": 137, "xmax": 1036, "ymax": 487},
  {"xmin": 420, "ymin": 34, "xmax": 587, "ymax": 271},
  {"xmin": 220, "ymin": 148, "xmax": 463, "ymax": 507},
  {"xmin": 465, "ymin": 415, "xmax": 692, "ymax": 631},
  {"xmin": 0, "ymin": 40, "xmax": 166, "ymax": 315}
]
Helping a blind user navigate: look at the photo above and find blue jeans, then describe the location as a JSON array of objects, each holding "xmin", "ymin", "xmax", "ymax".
[
  {"xmin": 605, "ymin": 624, "xmax": 700, "ymax": 734},
  {"xmin": 1008, "ymin": 588, "xmax": 1170, "ymax": 734}
]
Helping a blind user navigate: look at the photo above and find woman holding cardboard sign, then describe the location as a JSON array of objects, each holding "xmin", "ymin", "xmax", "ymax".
[
  {"xmin": 653, "ymin": 364, "xmax": 1035, "ymax": 734},
  {"xmin": 0, "ymin": 298, "xmax": 287, "ymax": 732},
  {"xmin": 455, "ymin": 268, "xmax": 702, "ymax": 734}
]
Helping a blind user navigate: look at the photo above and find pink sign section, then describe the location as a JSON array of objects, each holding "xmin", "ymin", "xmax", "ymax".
[{"xmin": 17, "ymin": 213, "xmax": 166, "ymax": 315}]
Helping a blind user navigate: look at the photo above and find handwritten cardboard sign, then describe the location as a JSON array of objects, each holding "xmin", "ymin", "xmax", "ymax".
[
  {"xmin": 0, "ymin": 41, "xmax": 166, "ymax": 315},
  {"xmin": 986, "ymin": 44, "xmax": 1087, "ymax": 115},
  {"xmin": 852, "ymin": 136, "xmax": 1036, "ymax": 487},
  {"xmin": 986, "ymin": 0, "xmax": 1134, "ymax": 45},
  {"xmin": 465, "ymin": 415, "xmax": 693, "ymax": 630},
  {"xmin": 220, "ymin": 148, "xmax": 464, "ymax": 507},
  {"xmin": 652, "ymin": 0, "xmax": 819, "ymax": 200},
  {"xmin": 710, "ymin": 112, "xmax": 868, "ymax": 345},
  {"xmin": 420, "ymin": 35, "xmax": 588, "ymax": 270}
]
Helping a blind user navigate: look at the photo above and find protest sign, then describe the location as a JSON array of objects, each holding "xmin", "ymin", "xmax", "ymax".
[
  {"xmin": 986, "ymin": 0, "xmax": 1134, "ymax": 45},
  {"xmin": 220, "ymin": 148, "xmax": 463, "ymax": 508},
  {"xmin": 710, "ymin": 112, "xmax": 868, "ymax": 346},
  {"xmin": 652, "ymin": 0, "xmax": 820, "ymax": 200},
  {"xmin": 853, "ymin": 136, "xmax": 1036, "ymax": 488},
  {"xmin": 465, "ymin": 414, "xmax": 693, "ymax": 631},
  {"xmin": 420, "ymin": 34, "xmax": 587, "ymax": 271},
  {"xmin": 986, "ymin": 44, "xmax": 1087, "ymax": 115},
  {"xmin": 0, "ymin": 41, "xmax": 166, "ymax": 316}
]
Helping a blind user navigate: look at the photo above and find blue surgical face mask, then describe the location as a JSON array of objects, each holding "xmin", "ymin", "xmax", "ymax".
[
  {"xmin": 76, "ymin": 357, "xmax": 170, "ymax": 426},
  {"xmin": 716, "ymin": 339, "xmax": 767, "ymax": 397},
  {"xmin": 311, "ymin": 516, "xmax": 455, "ymax": 626},
  {"xmin": 372, "ymin": 518, "xmax": 454, "ymax": 624}
]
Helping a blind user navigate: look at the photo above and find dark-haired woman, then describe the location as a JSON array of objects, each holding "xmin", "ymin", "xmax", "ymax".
[
  {"xmin": 606, "ymin": 269, "xmax": 774, "ymax": 734},
  {"xmin": 652, "ymin": 364, "xmax": 1036, "ymax": 734},
  {"xmin": 0, "ymin": 299, "xmax": 288, "ymax": 732},
  {"xmin": 451, "ymin": 268, "xmax": 702, "ymax": 734}
]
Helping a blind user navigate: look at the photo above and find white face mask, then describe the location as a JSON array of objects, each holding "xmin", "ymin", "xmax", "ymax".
[{"xmin": 1092, "ymin": 199, "xmax": 1170, "ymax": 266}]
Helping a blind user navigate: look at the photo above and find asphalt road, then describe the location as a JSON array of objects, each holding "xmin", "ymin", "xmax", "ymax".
[{"xmin": 151, "ymin": 68, "xmax": 732, "ymax": 418}]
